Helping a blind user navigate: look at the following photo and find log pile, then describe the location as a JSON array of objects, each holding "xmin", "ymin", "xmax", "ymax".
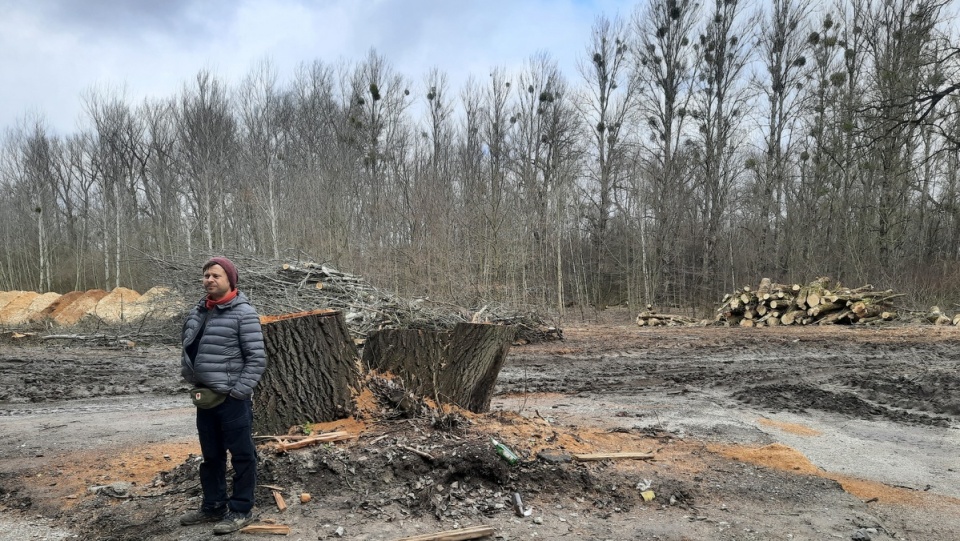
[
  {"xmin": 147, "ymin": 254, "xmax": 559, "ymax": 344},
  {"xmin": 715, "ymin": 277, "xmax": 901, "ymax": 327},
  {"xmin": 636, "ymin": 307, "xmax": 699, "ymax": 327}
]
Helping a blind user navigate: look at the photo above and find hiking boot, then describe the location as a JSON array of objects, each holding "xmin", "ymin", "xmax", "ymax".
[
  {"xmin": 179, "ymin": 507, "xmax": 226, "ymax": 526},
  {"xmin": 212, "ymin": 510, "xmax": 254, "ymax": 535}
]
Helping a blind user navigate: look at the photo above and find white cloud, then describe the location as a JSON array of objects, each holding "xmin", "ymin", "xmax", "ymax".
[{"xmin": 0, "ymin": 0, "xmax": 627, "ymax": 135}]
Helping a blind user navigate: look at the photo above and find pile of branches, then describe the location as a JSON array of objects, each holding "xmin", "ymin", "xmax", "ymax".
[
  {"xmin": 147, "ymin": 254, "xmax": 560, "ymax": 344},
  {"xmin": 715, "ymin": 277, "xmax": 902, "ymax": 327}
]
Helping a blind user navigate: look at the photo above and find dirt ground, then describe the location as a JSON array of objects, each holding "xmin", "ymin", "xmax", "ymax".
[{"xmin": 1, "ymin": 313, "xmax": 959, "ymax": 540}]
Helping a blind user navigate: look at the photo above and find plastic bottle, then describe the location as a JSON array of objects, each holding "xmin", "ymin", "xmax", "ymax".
[{"xmin": 491, "ymin": 437, "xmax": 519, "ymax": 465}]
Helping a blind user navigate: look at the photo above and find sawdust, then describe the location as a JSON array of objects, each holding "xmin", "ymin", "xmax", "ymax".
[
  {"xmin": 0, "ymin": 286, "xmax": 191, "ymax": 327},
  {"xmin": 0, "ymin": 290, "xmax": 25, "ymax": 311},
  {"xmin": 303, "ymin": 416, "xmax": 369, "ymax": 436},
  {"xmin": 90, "ymin": 287, "xmax": 142, "ymax": 324},
  {"xmin": 52, "ymin": 289, "xmax": 108, "ymax": 326},
  {"xmin": 710, "ymin": 442, "xmax": 821, "ymax": 475},
  {"xmin": 29, "ymin": 441, "xmax": 198, "ymax": 509},
  {"xmin": 831, "ymin": 473, "xmax": 960, "ymax": 507},
  {"xmin": 0, "ymin": 292, "xmax": 39, "ymax": 325},
  {"xmin": 756, "ymin": 417, "xmax": 823, "ymax": 436},
  {"xmin": 708, "ymin": 441, "xmax": 960, "ymax": 510},
  {"xmin": 43, "ymin": 291, "xmax": 86, "ymax": 320},
  {"xmin": 124, "ymin": 286, "xmax": 186, "ymax": 321},
  {"xmin": 22, "ymin": 292, "xmax": 62, "ymax": 324}
]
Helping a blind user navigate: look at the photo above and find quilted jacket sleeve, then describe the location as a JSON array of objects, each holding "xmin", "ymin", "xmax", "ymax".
[
  {"xmin": 231, "ymin": 303, "xmax": 266, "ymax": 400},
  {"xmin": 180, "ymin": 304, "xmax": 204, "ymax": 384}
]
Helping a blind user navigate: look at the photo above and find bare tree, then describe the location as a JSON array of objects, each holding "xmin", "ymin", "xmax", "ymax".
[
  {"xmin": 860, "ymin": 0, "xmax": 944, "ymax": 273},
  {"xmin": 693, "ymin": 0, "xmax": 755, "ymax": 297},
  {"xmin": 510, "ymin": 52, "xmax": 583, "ymax": 309},
  {"xmin": 138, "ymin": 97, "xmax": 181, "ymax": 256},
  {"xmin": 237, "ymin": 59, "xmax": 285, "ymax": 259},
  {"xmin": 84, "ymin": 88, "xmax": 149, "ymax": 289},
  {"xmin": 176, "ymin": 70, "xmax": 237, "ymax": 253},
  {"xmin": 632, "ymin": 0, "xmax": 701, "ymax": 306},
  {"xmin": 576, "ymin": 15, "xmax": 638, "ymax": 307},
  {"xmin": 748, "ymin": 0, "xmax": 812, "ymax": 277},
  {"xmin": 342, "ymin": 49, "xmax": 412, "ymax": 256}
]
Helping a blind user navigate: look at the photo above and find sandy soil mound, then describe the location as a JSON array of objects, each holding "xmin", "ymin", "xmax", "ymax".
[
  {"xmin": 52, "ymin": 289, "xmax": 108, "ymax": 326},
  {"xmin": 0, "ymin": 292, "xmax": 39, "ymax": 325}
]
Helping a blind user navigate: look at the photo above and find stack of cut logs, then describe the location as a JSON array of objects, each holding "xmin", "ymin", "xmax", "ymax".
[
  {"xmin": 716, "ymin": 277, "xmax": 900, "ymax": 327},
  {"xmin": 635, "ymin": 309, "xmax": 698, "ymax": 327}
]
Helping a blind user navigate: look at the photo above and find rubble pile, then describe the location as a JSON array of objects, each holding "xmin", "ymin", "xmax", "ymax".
[{"xmin": 68, "ymin": 391, "xmax": 691, "ymax": 540}]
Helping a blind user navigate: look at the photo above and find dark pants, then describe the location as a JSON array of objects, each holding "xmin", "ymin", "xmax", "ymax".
[{"xmin": 196, "ymin": 396, "xmax": 257, "ymax": 514}]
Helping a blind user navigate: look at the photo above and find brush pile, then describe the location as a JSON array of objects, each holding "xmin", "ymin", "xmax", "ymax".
[{"xmin": 148, "ymin": 254, "xmax": 561, "ymax": 344}]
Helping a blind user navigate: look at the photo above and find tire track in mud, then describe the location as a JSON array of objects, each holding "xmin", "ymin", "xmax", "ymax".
[{"xmin": 500, "ymin": 329, "xmax": 960, "ymax": 428}]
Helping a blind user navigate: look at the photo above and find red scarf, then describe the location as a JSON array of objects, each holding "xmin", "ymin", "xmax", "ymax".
[{"xmin": 205, "ymin": 288, "xmax": 238, "ymax": 310}]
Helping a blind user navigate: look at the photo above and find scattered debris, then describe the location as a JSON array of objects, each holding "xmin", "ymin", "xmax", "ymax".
[
  {"xmin": 511, "ymin": 492, "xmax": 531, "ymax": 517},
  {"xmin": 491, "ymin": 438, "xmax": 520, "ymax": 465},
  {"xmin": 392, "ymin": 524, "xmax": 496, "ymax": 541},
  {"xmin": 573, "ymin": 451, "xmax": 655, "ymax": 462},
  {"xmin": 398, "ymin": 444, "xmax": 435, "ymax": 462},
  {"xmin": 87, "ymin": 482, "xmax": 133, "ymax": 499},
  {"xmin": 272, "ymin": 431, "xmax": 355, "ymax": 453},
  {"xmin": 272, "ymin": 489, "xmax": 287, "ymax": 512},
  {"xmin": 239, "ymin": 523, "xmax": 292, "ymax": 535}
]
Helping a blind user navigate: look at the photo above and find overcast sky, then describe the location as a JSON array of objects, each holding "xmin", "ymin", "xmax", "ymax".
[{"xmin": 1, "ymin": 0, "xmax": 628, "ymax": 135}]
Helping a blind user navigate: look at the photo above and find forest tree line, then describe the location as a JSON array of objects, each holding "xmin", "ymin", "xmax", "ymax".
[{"xmin": 2, "ymin": 0, "xmax": 960, "ymax": 317}]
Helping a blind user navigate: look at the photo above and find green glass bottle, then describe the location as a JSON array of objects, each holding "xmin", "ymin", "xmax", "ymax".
[{"xmin": 491, "ymin": 437, "xmax": 519, "ymax": 465}]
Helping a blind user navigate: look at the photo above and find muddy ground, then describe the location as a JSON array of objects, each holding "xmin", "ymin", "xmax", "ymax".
[{"xmin": 0, "ymin": 313, "xmax": 959, "ymax": 540}]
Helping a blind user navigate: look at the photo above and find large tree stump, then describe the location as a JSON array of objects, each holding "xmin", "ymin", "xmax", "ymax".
[
  {"xmin": 362, "ymin": 322, "xmax": 515, "ymax": 413},
  {"xmin": 254, "ymin": 310, "xmax": 362, "ymax": 434},
  {"xmin": 361, "ymin": 329, "xmax": 448, "ymax": 399}
]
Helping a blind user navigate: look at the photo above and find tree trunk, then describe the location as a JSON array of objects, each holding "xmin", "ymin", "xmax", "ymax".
[
  {"xmin": 361, "ymin": 328, "xmax": 448, "ymax": 399},
  {"xmin": 254, "ymin": 310, "xmax": 362, "ymax": 434},
  {"xmin": 362, "ymin": 323, "xmax": 516, "ymax": 413}
]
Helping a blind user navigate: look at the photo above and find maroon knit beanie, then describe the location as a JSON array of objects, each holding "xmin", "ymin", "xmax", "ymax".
[{"xmin": 204, "ymin": 257, "xmax": 238, "ymax": 290}]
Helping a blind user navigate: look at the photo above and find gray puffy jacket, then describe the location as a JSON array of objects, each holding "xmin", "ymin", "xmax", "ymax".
[{"xmin": 181, "ymin": 291, "xmax": 266, "ymax": 400}]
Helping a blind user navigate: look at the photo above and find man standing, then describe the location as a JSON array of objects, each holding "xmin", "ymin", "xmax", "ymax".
[{"xmin": 179, "ymin": 257, "xmax": 266, "ymax": 535}]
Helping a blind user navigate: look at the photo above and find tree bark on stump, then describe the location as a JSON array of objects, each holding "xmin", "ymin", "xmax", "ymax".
[
  {"xmin": 361, "ymin": 328, "xmax": 448, "ymax": 399},
  {"xmin": 363, "ymin": 323, "xmax": 515, "ymax": 413},
  {"xmin": 254, "ymin": 310, "xmax": 362, "ymax": 434}
]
